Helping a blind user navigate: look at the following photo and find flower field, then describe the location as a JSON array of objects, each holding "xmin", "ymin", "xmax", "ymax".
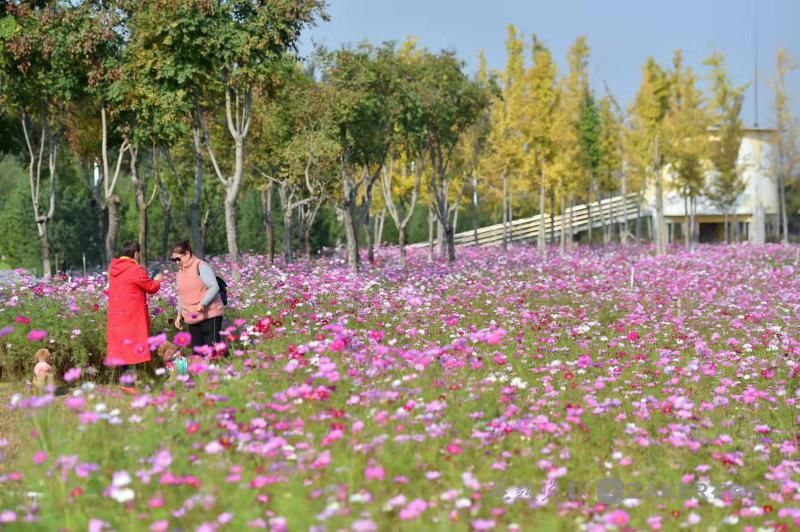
[{"xmin": 2, "ymin": 245, "xmax": 800, "ymax": 531}]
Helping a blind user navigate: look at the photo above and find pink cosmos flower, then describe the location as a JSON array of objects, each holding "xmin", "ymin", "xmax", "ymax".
[
  {"xmin": 63, "ymin": 367, "xmax": 81, "ymax": 382},
  {"xmin": 352, "ymin": 520, "xmax": 377, "ymax": 532},
  {"xmin": 472, "ymin": 520, "xmax": 496, "ymax": 530},
  {"xmin": 606, "ymin": 509, "xmax": 629, "ymax": 527},
  {"xmin": 89, "ymin": 519, "xmax": 110, "ymax": 532},
  {"xmin": 269, "ymin": 516, "xmax": 287, "ymax": 532},
  {"xmin": 0, "ymin": 326, "xmax": 13, "ymax": 338},
  {"xmin": 33, "ymin": 451, "xmax": 47, "ymax": 465},
  {"xmin": 486, "ymin": 329, "xmax": 507, "ymax": 345},
  {"xmin": 65, "ymin": 397, "xmax": 86, "ymax": 411},
  {"xmin": 27, "ymin": 329, "xmax": 47, "ymax": 342},
  {"xmin": 0, "ymin": 511, "xmax": 17, "ymax": 523},
  {"xmin": 174, "ymin": 332, "xmax": 191, "ymax": 347},
  {"xmin": 399, "ymin": 498, "xmax": 428, "ymax": 520},
  {"xmin": 364, "ymin": 464, "xmax": 385, "ymax": 481},
  {"xmin": 446, "ymin": 443, "xmax": 462, "ymax": 455}
]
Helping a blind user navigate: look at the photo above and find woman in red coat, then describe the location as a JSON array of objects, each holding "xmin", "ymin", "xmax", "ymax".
[{"xmin": 106, "ymin": 240, "xmax": 162, "ymax": 392}]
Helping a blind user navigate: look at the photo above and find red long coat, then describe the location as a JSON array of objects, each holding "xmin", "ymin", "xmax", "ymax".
[{"xmin": 106, "ymin": 258, "xmax": 161, "ymax": 366}]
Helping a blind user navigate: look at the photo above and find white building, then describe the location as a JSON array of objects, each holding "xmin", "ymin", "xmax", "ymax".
[{"xmin": 644, "ymin": 127, "xmax": 778, "ymax": 243}]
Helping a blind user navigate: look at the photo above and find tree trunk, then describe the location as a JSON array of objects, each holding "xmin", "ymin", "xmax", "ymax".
[
  {"xmin": 283, "ymin": 206, "xmax": 293, "ymax": 264},
  {"xmin": 158, "ymin": 170, "xmax": 171, "ymax": 261},
  {"xmin": 636, "ymin": 198, "xmax": 642, "ymax": 242},
  {"xmin": 39, "ymin": 229, "xmax": 51, "ymax": 279},
  {"xmin": 427, "ymin": 203, "xmax": 435, "ymax": 262},
  {"xmin": 131, "ymin": 148, "xmax": 149, "ymax": 266},
  {"xmin": 501, "ymin": 171, "xmax": 508, "ymax": 251},
  {"xmin": 560, "ymin": 194, "xmax": 566, "ymax": 256},
  {"xmin": 780, "ymin": 174, "xmax": 789, "ymax": 244},
  {"xmin": 21, "ymin": 113, "xmax": 58, "ymax": 279},
  {"xmin": 223, "ymin": 135, "xmax": 244, "ymax": 262},
  {"xmin": 654, "ymin": 175, "xmax": 666, "ymax": 255},
  {"xmin": 303, "ymin": 224, "xmax": 312, "ymax": 261},
  {"xmin": 444, "ymin": 222, "xmax": 456, "ymax": 262},
  {"xmin": 472, "ymin": 173, "xmax": 479, "ymax": 245},
  {"xmin": 549, "ymin": 192, "xmax": 556, "ymax": 245},
  {"xmin": 538, "ymin": 168, "xmax": 546, "ymax": 251},
  {"xmin": 437, "ymin": 219, "xmax": 445, "ymax": 259},
  {"xmin": 191, "ymin": 127, "xmax": 205, "ymax": 258},
  {"xmin": 342, "ymin": 206, "xmax": 360, "ymax": 272},
  {"xmin": 399, "ymin": 228, "xmax": 407, "ymax": 268},
  {"xmin": 260, "ymin": 183, "xmax": 275, "ymax": 263},
  {"xmin": 684, "ymin": 192, "xmax": 690, "ymax": 250},
  {"xmin": 224, "ymin": 194, "xmax": 239, "ymax": 262},
  {"xmin": 105, "ymin": 195, "xmax": 120, "ymax": 262},
  {"xmin": 723, "ymin": 211, "xmax": 729, "ymax": 244},
  {"xmin": 568, "ymin": 193, "xmax": 575, "ymax": 249},
  {"xmin": 587, "ymin": 177, "xmax": 595, "ymax": 244},
  {"xmin": 365, "ymin": 181, "xmax": 376, "ymax": 265},
  {"xmin": 375, "ymin": 207, "xmax": 386, "ymax": 249},
  {"xmin": 621, "ymin": 164, "xmax": 629, "ymax": 245}
]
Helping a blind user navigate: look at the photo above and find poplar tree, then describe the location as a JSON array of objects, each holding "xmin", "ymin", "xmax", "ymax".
[
  {"xmin": 664, "ymin": 51, "xmax": 708, "ymax": 249},
  {"xmin": 772, "ymin": 48, "xmax": 798, "ymax": 244},
  {"xmin": 520, "ymin": 36, "xmax": 558, "ymax": 251},
  {"xmin": 705, "ymin": 52, "xmax": 746, "ymax": 243},
  {"xmin": 551, "ymin": 36, "xmax": 590, "ymax": 254},
  {"xmin": 629, "ymin": 57, "xmax": 671, "ymax": 255},
  {"xmin": 597, "ymin": 95, "xmax": 623, "ymax": 243}
]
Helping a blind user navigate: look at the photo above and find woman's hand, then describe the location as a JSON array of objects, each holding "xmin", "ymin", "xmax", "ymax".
[
  {"xmin": 154, "ymin": 272, "xmax": 164, "ymax": 282},
  {"xmin": 175, "ymin": 314, "xmax": 183, "ymax": 330}
]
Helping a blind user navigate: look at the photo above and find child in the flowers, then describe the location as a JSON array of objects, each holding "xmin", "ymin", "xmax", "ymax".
[
  {"xmin": 33, "ymin": 348, "xmax": 54, "ymax": 391},
  {"xmin": 157, "ymin": 342, "xmax": 188, "ymax": 379}
]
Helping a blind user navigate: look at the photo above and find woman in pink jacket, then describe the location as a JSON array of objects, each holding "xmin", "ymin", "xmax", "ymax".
[{"xmin": 170, "ymin": 241, "xmax": 224, "ymax": 350}]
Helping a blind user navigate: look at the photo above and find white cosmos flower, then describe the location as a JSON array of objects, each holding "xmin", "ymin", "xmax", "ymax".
[{"xmin": 110, "ymin": 487, "xmax": 135, "ymax": 503}]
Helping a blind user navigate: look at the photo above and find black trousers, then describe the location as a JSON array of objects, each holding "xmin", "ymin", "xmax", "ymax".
[{"xmin": 188, "ymin": 316, "xmax": 223, "ymax": 349}]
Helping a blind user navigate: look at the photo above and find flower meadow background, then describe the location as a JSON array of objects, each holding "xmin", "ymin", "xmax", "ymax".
[{"xmin": 2, "ymin": 245, "xmax": 800, "ymax": 531}]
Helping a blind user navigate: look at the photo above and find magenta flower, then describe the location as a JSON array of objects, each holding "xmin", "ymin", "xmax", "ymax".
[
  {"xmin": 174, "ymin": 332, "xmax": 191, "ymax": 347},
  {"xmin": 63, "ymin": 367, "xmax": 81, "ymax": 382},
  {"xmin": 606, "ymin": 509, "xmax": 630, "ymax": 527},
  {"xmin": 147, "ymin": 333, "xmax": 167, "ymax": 351},
  {"xmin": 65, "ymin": 397, "xmax": 86, "ymax": 411},
  {"xmin": 150, "ymin": 521, "xmax": 168, "ymax": 532},
  {"xmin": 364, "ymin": 464, "xmax": 385, "ymax": 481},
  {"xmin": 399, "ymin": 498, "xmax": 427, "ymax": 520},
  {"xmin": 33, "ymin": 451, "xmax": 47, "ymax": 465},
  {"xmin": 0, "ymin": 511, "xmax": 17, "ymax": 524},
  {"xmin": 352, "ymin": 520, "xmax": 377, "ymax": 532},
  {"xmin": 26, "ymin": 329, "xmax": 47, "ymax": 342},
  {"xmin": 0, "ymin": 326, "xmax": 14, "ymax": 338}
]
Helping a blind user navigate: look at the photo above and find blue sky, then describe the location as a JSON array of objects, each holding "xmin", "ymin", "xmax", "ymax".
[{"xmin": 299, "ymin": 0, "xmax": 799, "ymax": 128}]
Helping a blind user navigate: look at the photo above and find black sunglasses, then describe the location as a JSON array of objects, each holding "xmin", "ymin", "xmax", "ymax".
[{"xmin": 170, "ymin": 257, "xmax": 181, "ymax": 263}]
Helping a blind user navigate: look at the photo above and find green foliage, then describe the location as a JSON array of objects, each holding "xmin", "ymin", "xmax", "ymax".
[
  {"xmin": 704, "ymin": 52, "xmax": 746, "ymax": 212},
  {"xmin": 578, "ymin": 92, "xmax": 603, "ymax": 176},
  {"xmin": 0, "ymin": 178, "xmax": 40, "ymax": 271}
]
